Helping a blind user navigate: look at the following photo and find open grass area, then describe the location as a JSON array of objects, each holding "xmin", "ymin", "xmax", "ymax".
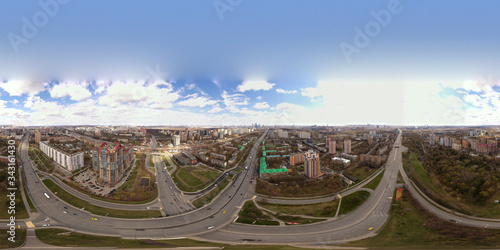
[
  {"xmin": 343, "ymin": 189, "xmax": 500, "ymax": 249},
  {"xmin": 43, "ymin": 179, "xmax": 161, "ymax": 218},
  {"xmin": 338, "ymin": 190, "xmax": 370, "ymax": 215},
  {"xmin": 172, "ymin": 165, "xmax": 221, "ymax": 192},
  {"xmin": 109, "ymin": 156, "xmax": 158, "ymax": 202},
  {"xmin": 345, "ymin": 166, "xmax": 375, "ymax": 182},
  {"xmin": 256, "ymin": 175, "xmax": 346, "ymax": 197},
  {"xmin": 192, "ymin": 174, "xmax": 233, "ymax": 208},
  {"xmin": 363, "ymin": 170, "xmax": 384, "ymax": 190},
  {"xmin": 0, "ymin": 163, "xmax": 29, "ymax": 219},
  {"xmin": 149, "ymin": 155, "xmax": 154, "ymax": 168},
  {"xmin": 0, "ymin": 229, "xmax": 26, "ymax": 249},
  {"xmin": 275, "ymin": 215, "xmax": 326, "ymax": 225},
  {"xmin": 162, "ymin": 155, "xmax": 171, "ymax": 167},
  {"xmin": 258, "ymin": 200, "xmax": 339, "ymax": 217},
  {"xmin": 236, "ymin": 200, "xmax": 280, "ymax": 226},
  {"xmin": 36, "ymin": 229, "xmax": 313, "ymax": 249}
]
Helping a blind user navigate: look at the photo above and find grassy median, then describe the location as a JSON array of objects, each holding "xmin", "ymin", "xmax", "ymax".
[
  {"xmin": 363, "ymin": 170, "xmax": 384, "ymax": 190},
  {"xmin": 338, "ymin": 190, "xmax": 370, "ymax": 215},
  {"xmin": 192, "ymin": 174, "xmax": 233, "ymax": 208},
  {"xmin": 236, "ymin": 200, "xmax": 280, "ymax": 226},
  {"xmin": 258, "ymin": 200, "xmax": 339, "ymax": 217},
  {"xmin": 42, "ymin": 179, "xmax": 161, "ymax": 218}
]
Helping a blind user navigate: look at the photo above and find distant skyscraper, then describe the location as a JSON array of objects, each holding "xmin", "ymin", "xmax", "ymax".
[
  {"xmin": 344, "ymin": 140, "xmax": 351, "ymax": 154},
  {"xmin": 304, "ymin": 150, "xmax": 320, "ymax": 178}
]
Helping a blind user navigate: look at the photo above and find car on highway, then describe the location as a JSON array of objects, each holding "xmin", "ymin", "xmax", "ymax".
[
  {"xmin": 72, "ymin": 213, "xmax": 77, "ymax": 215},
  {"xmin": 207, "ymin": 226, "xmax": 214, "ymax": 230},
  {"xmin": 222, "ymin": 211, "xmax": 226, "ymax": 214},
  {"xmin": 43, "ymin": 224, "xmax": 50, "ymax": 227},
  {"xmin": 91, "ymin": 218, "xmax": 98, "ymax": 221},
  {"xmin": 63, "ymin": 211, "xmax": 67, "ymax": 214},
  {"xmin": 368, "ymin": 227, "xmax": 374, "ymax": 231}
]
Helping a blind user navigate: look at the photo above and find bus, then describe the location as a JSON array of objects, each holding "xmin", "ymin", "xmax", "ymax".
[{"xmin": 43, "ymin": 192, "xmax": 50, "ymax": 199}]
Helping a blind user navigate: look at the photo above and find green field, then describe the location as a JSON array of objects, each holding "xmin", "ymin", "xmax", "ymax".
[
  {"xmin": 42, "ymin": 179, "xmax": 161, "ymax": 218},
  {"xmin": 172, "ymin": 165, "xmax": 221, "ymax": 192},
  {"xmin": 236, "ymin": 200, "xmax": 280, "ymax": 226},
  {"xmin": 192, "ymin": 174, "xmax": 233, "ymax": 208},
  {"xmin": 35, "ymin": 229, "xmax": 312, "ymax": 249},
  {"xmin": 275, "ymin": 215, "xmax": 326, "ymax": 225},
  {"xmin": 344, "ymin": 189, "xmax": 500, "ymax": 249},
  {"xmin": 0, "ymin": 229, "xmax": 26, "ymax": 249},
  {"xmin": 338, "ymin": 191, "xmax": 370, "ymax": 215},
  {"xmin": 0, "ymin": 164, "xmax": 29, "ymax": 219},
  {"xmin": 258, "ymin": 200, "xmax": 339, "ymax": 217},
  {"xmin": 363, "ymin": 170, "xmax": 384, "ymax": 190},
  {"xmin": 346, "ymin": 166, "xmax": 376, "ymax": 182}
]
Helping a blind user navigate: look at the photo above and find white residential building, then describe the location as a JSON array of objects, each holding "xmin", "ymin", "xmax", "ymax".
[{"xmin": 39, "ymin": 141, "xmax": 84, "ymax": 171}]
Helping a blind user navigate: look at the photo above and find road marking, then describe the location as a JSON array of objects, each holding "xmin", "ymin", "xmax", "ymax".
[
  {"xmin": 26, "ymin": 221, "xmax": 35, "ymax": 228},
  {"xmin": 252, "ymin": 195, "xmax": 256, "ymax": 200}
]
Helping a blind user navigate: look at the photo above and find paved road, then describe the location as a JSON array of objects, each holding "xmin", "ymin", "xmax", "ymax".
[{"xmin": 10, "ymin": 129, "xmax": 500, "ymax": 247}]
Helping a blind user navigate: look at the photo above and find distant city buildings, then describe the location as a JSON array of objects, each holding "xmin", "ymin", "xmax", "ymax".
[
  {"xmin": 451, "ymin": 143, "xmax": 462, "ymax": 151},
  {"xmin": 40, "ymin": 141, "xmax": 84, "ymax": 172},
  {"xmin": 304, "ymin": 150, "xmax": 321, "ymax": 178},
  {"xmin": 92, "ymin": 142, "xmax": 134, "ymax": 185}
]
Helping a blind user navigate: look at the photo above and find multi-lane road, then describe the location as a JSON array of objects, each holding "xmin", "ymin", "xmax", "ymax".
[{"xmin": 8, "ymin": 129, "xmax": 500, "ymax": 246}]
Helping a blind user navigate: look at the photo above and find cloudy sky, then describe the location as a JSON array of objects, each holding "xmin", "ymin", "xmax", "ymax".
[{"xmin": 1, "ymin": 0, "xmax": 499, "ymax": 126}]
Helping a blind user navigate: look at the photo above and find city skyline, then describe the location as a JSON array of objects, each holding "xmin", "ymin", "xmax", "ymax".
[{"xmin": 1, "ymin": 0, "xmax": 500, "ymax": 126}]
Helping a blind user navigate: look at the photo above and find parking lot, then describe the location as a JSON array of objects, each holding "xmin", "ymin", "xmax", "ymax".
[{"xmin": 73, "ymin": 164, "xmax": 135, "ymax": 196}]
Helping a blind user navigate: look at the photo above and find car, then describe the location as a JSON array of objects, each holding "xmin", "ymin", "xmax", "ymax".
[
  {"xmin": 209, "ymin": 215, "xmax": 214, "ymax": 218},
  {"xmin": 207, "ymin": 208, "xmax": 211, "ymax": 210},
  {"xmin": 91, "ymin": 218, "xmax": 98, "ymax": 221},
  {"xmin": 222, "ymin": 211, "xmax": 226, "ymax": 214},
  {"xmin": 63, "ymin": 211, "xmax": 67, "ymax": 214},
  {"xmin": 63, "ymin": 207, "xmax": 68, "ymax": 209},
  {"xmin": 207, "ymin": 226, "xmax": 214, "ymax": 230},
  {"xmin": 450, "ymin": 219, "xmax": 458, "ymax": 223},
  {"xmin": 72, "ymin": 213, "xmax": 77, "ymax": 215},
  {"xmin": 368, "ymin": 227, "xmax": 374, "ymax": 231}
]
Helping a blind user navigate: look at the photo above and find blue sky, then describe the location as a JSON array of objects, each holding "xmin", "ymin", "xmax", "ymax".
[{"xmin": 0, "ymin": 0, "xmax": 499, "ymax": 126}]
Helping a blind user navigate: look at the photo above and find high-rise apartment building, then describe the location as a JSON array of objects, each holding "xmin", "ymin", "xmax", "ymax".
[
  {"xmin": 462, "ymin": 139, "xmax": 469, "ymax": 149},
  {"xmin": 92, "ymin": 142, "xmax": 134, "ymax": 185},
  {"xmin": 39, "ymin": 141, "xmax": 84, "ymax": 171},
  {"xmin": 328, "ymin": 140, "xmax": 336, "ymax": 155},
  {"xmin": 35, "ymin": 132, "xmax": 42, "ymax": 143},
  {"xmin": 173, "ymin": 135, "xmax": 180, "ymax": 146},
  {"xmin": 304, "ymin": 150, "xmax": 320, "ymax": 178},
  {"xmin": 344, "ymin": 140, "xmax": 351, "ymax": 154},
  {"xmin": 289, "ymin": 153, "xmax": 304, "ymax": 166},
  {"xmin": 429, "ymin": 134, "xmax": 436, "ymax": 145}
]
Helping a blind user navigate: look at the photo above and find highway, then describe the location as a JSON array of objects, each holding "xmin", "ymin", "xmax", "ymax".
[{"xmin": 11, "ymin": 129, "xmax": 500, "ymax": 246}]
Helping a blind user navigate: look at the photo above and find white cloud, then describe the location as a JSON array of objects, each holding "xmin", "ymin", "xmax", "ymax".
[
  {"xmin": 276, "ymin": 88, "xmax": 297, "ymax": 94},
  {"xmin": 300, "ymin": 87, "xmax": 322, "ymax": 102},
  {"xmin": 253, "ymin": 102, "xmax": 270, "ymax": 109},
  {"xmin": 237, "ymin": 80, "xmax": 275, "ymax": 92},
  {"xmin": 256, "ymin": 96, "xmax": 262, "ymax": 100},
  {"xmin": 0, "ymin": 81, "xmax": 45, "ymax": 96},
  {"xmin": 463, "ymin": 94, "xmax": 483, "ymax": 107},
  {"xmin": 98, "ymin": 81, "xmax": 180, "ymax": 109},
  {"xmin": 94, "ymin": 80, "xmax": 110, "ymax": 94},
  {"xmin": 208, "ymin": 105, "xmax": 224, "ymax": 113},
  {"xmin": 185, "ymin": 83, "xmax": 196, "ymax": 90},
  {"xmin": 176, "ymin": 94, "xmax": 218, "ymax": 108},
  {"xmin": 49, "ymin": 81, "xmax": 92, "ymax": 101},
  {"xmin": 221, "ymin": 91, "xmax": 249, "ymax": 112},
  {"xmin": 11, "ymin": 99, "xmax": 19, "ymax": 105},
  {"xmin": 0, "ymin": 100, "xmax": 7, "ymax": 108}
]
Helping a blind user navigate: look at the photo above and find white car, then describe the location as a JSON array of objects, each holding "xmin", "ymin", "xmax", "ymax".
[
  {"xmin": 63, "ymin": 211, "xmax": 67, "ymax": 214},
  {"xmin": 207, "ymin": 226, "xmax": 214, "ymax": 230}
]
